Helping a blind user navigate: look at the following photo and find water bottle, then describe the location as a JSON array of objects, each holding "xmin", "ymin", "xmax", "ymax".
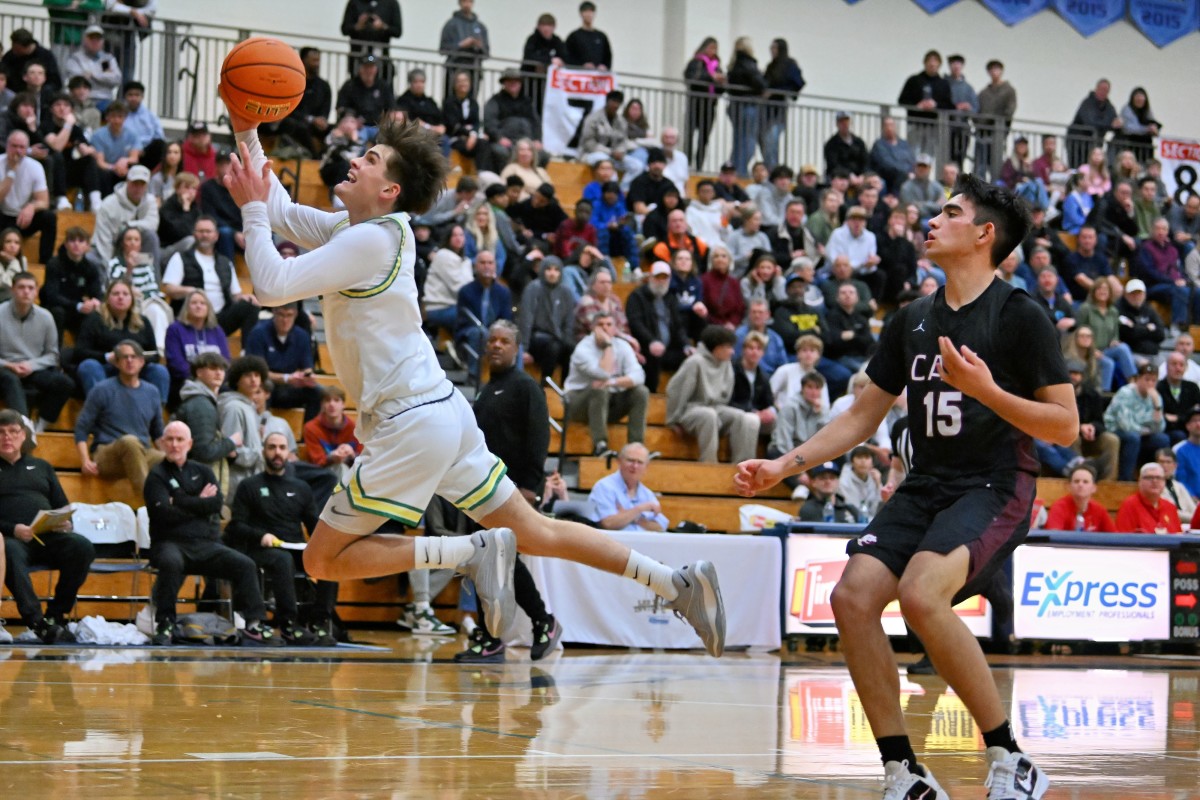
[
  {"xmin": 73, "ymin": 193, "xmax": 84, "ymax": 211},
  {"xmin": 1075, "ymin": 513, "xmax": 1085, "ymax": 532},
  {"xmin": 860, "ymin": 502, "xmax": 871, "ymax": 524},
  {"xmin": 823, "ymin": 499, "xmax": 835, "ymax": 523}
]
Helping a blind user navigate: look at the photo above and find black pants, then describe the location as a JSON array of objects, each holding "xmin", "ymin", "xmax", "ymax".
[
  {"xmin": 477, "ymin": 555, "xmax": 548, "ymax": 639},
  {"xmin": 642, "ymin": 346, "xmax": 686, "ymax": 393},
  {"xmin": 686, "ymin": 95, "xmax": 718, "ymax": 170},
  {"xmin": 217, "ymin": 299, "xmax": 262, "ymax": 341},
  {"xmin": 290, "ymin": 461, "xmax": 340, "ymax": 509},
  {"xmin": 528, "ymin": 332, "xmax": 573, "ymax": 385},
  {"xmin": 0, "ymin": 209, "xmax": 56, "ymax": 264},
  {"xmin": 0, "ymin": 367, "xmax": 74, "ymax": 422},
  {"xmin": 150, "ymin": 538, "xmax": 267, "ymax": 625},
  {"xmin": 64, "ymin": 154, "xmax": 101, "ymax": 199},
  {"xmin": 248, "ymin": 547, "xmax": 338, "ymax": 625},
  {"xmin": 4, "ymin": 532, "xmax": 95, "ymax": 625},
  {"xmin": 271, "ymin": 383, "xmax": 323, "ymax": 421}
]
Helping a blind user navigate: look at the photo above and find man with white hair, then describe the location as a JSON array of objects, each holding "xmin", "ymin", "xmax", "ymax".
[
  {"xmin": 0, "ymin": 130, "xmax": 56, "ymax": 264},
  {"xmin": 1159, "ymin": 333, "xmax": 1200, "ymax": 383},
  {"xmin": 660, "ymin": 126, "xmax": 690, "ymax": 194},
  {"xmin": 1115, "ymin": 461, "xmax": 1182, "ymax": 533},
  {"xmin": 588, "ymin": 442, "xmax": 668, "ymax": 531},
  {"xmin": 144, "ymin": 420, "xmax": 283, "ymax": 646}
]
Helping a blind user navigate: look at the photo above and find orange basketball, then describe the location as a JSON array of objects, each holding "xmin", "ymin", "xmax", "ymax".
[{"xmin": 220, "ymin": 37, "xmax": 305, "ymax": 123}]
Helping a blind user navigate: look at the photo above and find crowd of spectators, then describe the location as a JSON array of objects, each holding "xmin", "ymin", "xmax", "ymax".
[{"xmin": 2, "ymin": 3, "xmax": 1199, "ymax": 645}]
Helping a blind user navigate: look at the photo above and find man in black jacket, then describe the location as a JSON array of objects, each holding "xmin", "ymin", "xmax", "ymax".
[
  {"xmin": 1088, "ymin": 181, "xmax": 1139, "ymax": 264},
  {"xmin": 1117, "ymin": 279, "xmax": 1167, "ymax": 358},
  {"xmin": 521, "ymin": 13, "xmax": 565, "ymax": 113},
  {"xmin": 731, "ymin": 331, "xmax": 775, "ymax": 437},
  {"xmin": 0, "ymin": 409, "xmax": 95, "ymax": 644},
  {"xmin": 482, "ymin": 68, "xmax": 542, "ymax": 166},
  {"xmin": 626, "ymin": 261, "xmax": 689, "ymax": 391},
  {"xmin": 39, "ymin": 226, "xmax": 104, "ymax": 344},
  {"xmin": 335, "ymin": 55, "xmax": 394, "ymax": 130},
  {"xmin": 144, "ymin": 421, "xmax": 281, "ymax": 647},
  {"xmin": 270, "ymin": 47, "xmax": 332, "ymax": 157},
  {"xmin": 457, "ymin": 320, "xmax": 562, "ymax": 663},
  {"xmin": 823, "ymin": 112, "xmax": 868, "ymax": 184},
  {"xmin": 396, "ymin": 69, "xmax": 446, "ymax": 139},
  {"xmin": 897, "ymin": 50, "xmax": 953, "ymax": 165},
  {"xmin": 1158, "ymin": 351, "xmax": 1200, "ymax": 445},
  {"xmin": 227, "ymin": 432, "xmax": 338, "ymax": 646},
  {"xmin": 518, "ymin": 257, "xmax": 575, "ymax": 384},
  {"xmin": 564, "ymin": 2, "xmax": 612, "ymax": 70},
  {"xmin": 341, "ymin": 0, "xmax": 402, "ymax": 76}
]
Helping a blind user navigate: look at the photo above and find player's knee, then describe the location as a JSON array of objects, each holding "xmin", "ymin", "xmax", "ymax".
[
  {"xmin": 831, "ymin": 580, "xmax": 870, "ymax": 623},
  {"xmin": 302, "ymin": 545, "xmax": 335, "ymax": 581},
  {"xmin": 896, "ymin": 581, "xmax": 941, "ymax": 627}
]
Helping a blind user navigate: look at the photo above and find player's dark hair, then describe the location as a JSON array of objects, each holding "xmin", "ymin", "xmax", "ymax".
[
  {"xmin": 1070, "ymin": 463, "xmax": 1097, "ymax": 481},
  {"xmin": 952, "ymin": 173, "xmax": 1032, "ymax": 266},
  {"xmin": 700, "ymin": 325, "xmax": 737, "ymax": 351},
  {"xmin": 190, "ymin": 351, "xmax": 229, "ymax": 376},
  {"xmin": 375, "ymin": 117, "xmax": 448, "ymax": 215},
  {"xmin": 800, "ymin": 371, "xmax": 826, "ymax": 389}
]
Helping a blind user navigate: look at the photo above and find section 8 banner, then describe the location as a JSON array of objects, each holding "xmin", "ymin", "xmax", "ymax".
[
  {"xmin": 1158, "ymin": 137, "xmax": 1200, "ymax": 205},
  {"xmin": 542, "ymin": 65, "xmax": 618, "ymax": 157}
]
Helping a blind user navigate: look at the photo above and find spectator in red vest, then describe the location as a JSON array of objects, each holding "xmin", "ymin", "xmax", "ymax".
[
  {"xmin": 1115, "ymin": 461, "xmax": 1183, "ymax": 533},
  {"xmin": 1043, "ymin": 464, "xmax": 1115, "ymax": 532}
]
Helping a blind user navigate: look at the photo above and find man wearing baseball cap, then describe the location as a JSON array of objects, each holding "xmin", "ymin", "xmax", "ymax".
[
  {"xmin": 1116, "ymin": 278, "xmax": 1168, "ymax": 359},
  {"xmin": 626, "ymin": 261, "xmax": 689, "ymax": 391},
  {"xmin": 64, "ymin": 25, "xmax": 121, "ymax": 105},
  {"xmin": 92, "ymin": 162, "xmax": 160, "ymax": 265},
  {"xmin": 797, "ymin": 461, "xmax": 856, "ymax": 523},
  {"xmin": 183, "ymin": 119, "xmax": 217, "ymax": 181}
]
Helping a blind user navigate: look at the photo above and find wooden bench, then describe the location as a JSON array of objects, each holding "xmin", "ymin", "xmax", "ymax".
[
  {"xmin": 35, "ymin": 432, "xmax": 81, "ymax": 469},
  {"xmin": 577, "ymin": 456, "xmax": 790, "ymax": 499},
  {"xmin": 1036, "ymin": 478, "xmax": 1135, "ymax": 517},
  {"xmin": 545, "ymin": 386, "xmax": 667, "ymax": 426},
  {"xmin": 546, "ymin": 161, "xmax": 591, "ymax": 211},
  {"xmin": 551, "ymin": 423, "xmax": 720, "ymax": 460}
]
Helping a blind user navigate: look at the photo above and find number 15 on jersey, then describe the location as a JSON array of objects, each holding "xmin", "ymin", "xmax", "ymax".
[{"xmin": 923, "ymin": 391, "xmax": 963, "ymax": 437}]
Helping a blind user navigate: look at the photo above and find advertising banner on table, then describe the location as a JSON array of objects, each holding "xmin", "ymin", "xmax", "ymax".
[
  {"xmin": 1011, "ymin": 669, "xmax": 1169, "ymax": 753},
  {"xmin": 912, "ymin": 0, "xmax": 963, "ymax": 11},
  {"xmin": 981, "ymin": 0, "xmax": 1052, "ymax": 24},
  {"xmin": 1053, "ymin": 0, "xmax": 1128, "ymax": 36},
  {"xmin": 1157, "ymin": 137, "xmax": 1200, "ymax": 204},
  {"xmin": 542, "ymin": 65, "xmax": 618, "ymax": 157},
  {"xmin": 1014, "ymin": 546, "xmax": 1171, "ymax": 640},
  {"xmin": 785, "ymin": 535, "xmax": 992, "ymax": 636},
  {"xmin": 1129, "ymin": 0, "xmax": 1200, "ymax": 46}
]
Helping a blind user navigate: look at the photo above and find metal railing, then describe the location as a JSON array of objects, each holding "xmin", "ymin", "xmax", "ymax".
[{"xmin": 0, "ymin": 1, "xmax": 1164, "ymax": 182}]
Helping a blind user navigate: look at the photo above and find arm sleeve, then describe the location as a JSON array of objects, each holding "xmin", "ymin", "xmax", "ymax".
[
  {"xmin": 234, "ymin": 130, "xmax": 348, "ymax": 251},
  {"xmin": 225, "ymin": 481, "xmax": 260, "ymax": 547},
  {"xmin": 864, "ymin": 304, "xmax": 909, "ymax": 396}
]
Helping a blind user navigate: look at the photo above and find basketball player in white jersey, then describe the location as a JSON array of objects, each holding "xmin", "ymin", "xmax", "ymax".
[{"xmin": 219, "ymin": 98, "xmax": 724, "ymax": 656}]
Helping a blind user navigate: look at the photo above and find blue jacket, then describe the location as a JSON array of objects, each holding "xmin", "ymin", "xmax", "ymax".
[
  {"xmin": 734, "ymin": 324, "xmax": 790, "ymax": 376},
  {"xmin": 244, "ymin": 319, "xmax": 314, "ymax": 374},
  {"xmin": 455, "ymin": 279, "xmax": 513, "ymax": 337}
]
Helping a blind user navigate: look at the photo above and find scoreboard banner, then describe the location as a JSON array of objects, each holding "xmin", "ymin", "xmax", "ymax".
[
  {"xmin": 1158, "ymin": 137, "xmax": 1200, "ymax": 205},
  {"xmin": 542, "ymin": 66, "xmax": 618, "ymax": 157}
]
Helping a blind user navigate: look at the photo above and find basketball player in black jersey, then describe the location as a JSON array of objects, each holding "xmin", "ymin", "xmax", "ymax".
[{"xmin": 736, "ymin": 175, "xmax": 1070, "ymax": 800}]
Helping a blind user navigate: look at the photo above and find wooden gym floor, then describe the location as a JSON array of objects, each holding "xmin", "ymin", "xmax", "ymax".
[{"xmin": 1, "ymin": 632, "xmax": 1198, "ymax": 799}]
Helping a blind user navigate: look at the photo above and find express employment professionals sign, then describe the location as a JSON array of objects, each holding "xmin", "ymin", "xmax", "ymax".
[{"xmin": 1013, "ymin": 546, "xmax": 1170, "ymax": 640}]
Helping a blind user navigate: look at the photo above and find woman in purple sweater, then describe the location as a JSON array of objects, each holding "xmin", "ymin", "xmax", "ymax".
[{"xmin": 164, "ymin": 290, "xmax": 230, "ymax": 402}]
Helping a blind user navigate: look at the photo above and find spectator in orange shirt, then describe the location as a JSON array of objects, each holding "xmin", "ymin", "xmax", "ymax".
[
  {"xmin": 650, "ymin": 208, "xmax": 708, "ymax": 269},
  {"xmin": 1043, "ymin": 464, "xmax": 1115, "ymax": 532},
  {"xmin": 1115, "ymin": 462, "xmax": 1183, "ymax": 533},
  {"xmin": 302, "ymin": 385, "xmax": 361, "ymax": 481}
]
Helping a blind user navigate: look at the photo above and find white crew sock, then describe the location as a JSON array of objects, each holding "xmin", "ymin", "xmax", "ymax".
[
  {"xmin": 623, "ymin": 550, "xmax": 678, "ymax": 601},
  {"xmin": 414, "ymin": 536, "xmax": 476, "ymax": 569},
  {"xmin": 413, "ymin": 601, "xmax": 431, "ymax": 613}
]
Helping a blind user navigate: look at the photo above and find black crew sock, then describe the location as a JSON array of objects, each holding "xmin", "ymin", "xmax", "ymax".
[
  {"xmin": 877, "ymin": 735, "xmax": 922, "ymax": 774},
  {"xmin": 982, "ymin": 720, "xmax": 1021, "ymax": 753}
]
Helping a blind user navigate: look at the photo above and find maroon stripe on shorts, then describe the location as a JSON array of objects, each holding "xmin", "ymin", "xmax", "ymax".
[{"xmin": 966, "ymin": 470, "xmax": 1036, "ymax": 588}]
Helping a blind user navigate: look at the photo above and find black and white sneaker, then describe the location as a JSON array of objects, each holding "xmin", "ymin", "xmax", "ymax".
[
  {"xmin": 665, "ymin": 561, "xmax": 726, "ymax": 657},
  {"xmin": 882, "ymin": 760, "xmax": 948, "ymax": 799},
  {"xmin": 984, "ymin": 747, "xmax": 1049, "ymax": 799}
]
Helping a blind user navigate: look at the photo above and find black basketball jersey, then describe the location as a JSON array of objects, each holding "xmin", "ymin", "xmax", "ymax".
[{"xmin": 867, "ymin": 279, "xmax": 1069, "ymax": 483}]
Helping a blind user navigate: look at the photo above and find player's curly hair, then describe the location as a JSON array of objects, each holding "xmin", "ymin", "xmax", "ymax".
[
  {"xmin": 376, "ymin": 116, "xmax": 448, "ymax": 215},
  {"xmin": 952, "ymin": 173, "xmax": 1033, "ymax": 267}
]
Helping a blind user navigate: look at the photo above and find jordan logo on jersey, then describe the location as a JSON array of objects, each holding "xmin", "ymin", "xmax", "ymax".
[{"xmin": 913, "ymin": 320, "xmax": 926, "ymax": 332}]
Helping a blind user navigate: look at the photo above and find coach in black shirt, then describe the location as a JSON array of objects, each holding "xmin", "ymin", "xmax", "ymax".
[
  {"xmin": 226, "ymin": 432, "xmax": 338, "ymax": 646},
  {"xmin": 144, "ymin": 420, "xmax": 278, "ymax": 646},
  {"xmin": 0, "ymin": 409, "xmax": 95, "ymax": 644}
]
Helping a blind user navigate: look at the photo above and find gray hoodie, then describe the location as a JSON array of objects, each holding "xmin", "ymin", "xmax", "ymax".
[
  {"xmin": 218, "ymin": 390, "xmax": 262, "ymax": 498},
  {"xmin": 175, "ymin": 378, "xmax": 235, "ymax": 466},
  {"xmin": 439, "ymin": 10, "xmax": 489, "ymax": 64},
  {"xmin": 665, "ymin": 343, "xmax": 734, "ymax": 425},
  {"xmin": 92, "ymin": 181, "xmax": 160, "ymax": 262}
]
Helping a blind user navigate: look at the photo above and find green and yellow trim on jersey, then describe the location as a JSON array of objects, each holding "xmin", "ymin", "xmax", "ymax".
[
  {"xmin": 346, "ymin": 465, "xmax": 424, "ymax": 526},
  {"xmin": 455, "ymin": 458, "xmax": 508, "ymax": 511},
  {"xmin": 338, "ymin": 213, "xmax": 408, "ymax": 299}
]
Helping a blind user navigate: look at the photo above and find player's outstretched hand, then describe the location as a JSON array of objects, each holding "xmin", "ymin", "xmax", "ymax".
[
  {"xmin": 937, "ymin": 336, "xmax": 994, "ymax": 399},
  {"xmin": 734, "ymin": 458, "xmax": 786, "ymax": 497},
  {"xmin": 218, "ymin": 82, "xmax": 259, "ymax": 133},
  {"xmin": 224, "ymin": 140, "xmax": 271, "ymax": 208}
]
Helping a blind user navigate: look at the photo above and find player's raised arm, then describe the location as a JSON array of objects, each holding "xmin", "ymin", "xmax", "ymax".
[
  {"xmin": 937, "ymin": 336, "xmax": 1078, "ymax": 447},
  {"xmin": 224, "ymin": 141, "xmax": 393, "ymax": 306},
  {"xmin": 735, "ymin": 382, "xmax": 897, "ymax": 496}
]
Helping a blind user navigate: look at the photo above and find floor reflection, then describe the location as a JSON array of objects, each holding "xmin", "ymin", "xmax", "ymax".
[{"xmin": 0, "ymin": 639, "xmax": 1198, "ymax": 798}]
